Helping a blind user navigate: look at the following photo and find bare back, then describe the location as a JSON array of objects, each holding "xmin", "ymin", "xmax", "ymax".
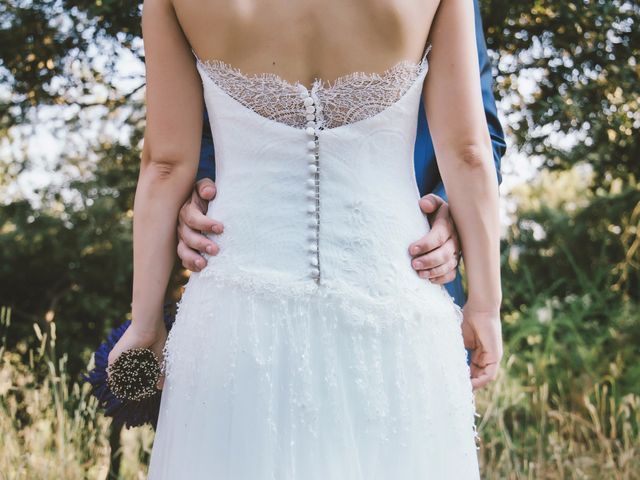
[{"xmin": 171, "ymin": 0, "xmax": 439, "ymax": 87}]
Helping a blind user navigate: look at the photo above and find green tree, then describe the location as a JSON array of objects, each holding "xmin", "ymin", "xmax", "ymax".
[{"xmin": 1, "ymin": 0, "xmax": 638, "ymax": 377}]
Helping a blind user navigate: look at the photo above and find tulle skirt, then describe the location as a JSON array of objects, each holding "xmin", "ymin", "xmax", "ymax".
[{"xmin": 147, "ymin": 271, "xmax": 480, "ymax": 479}]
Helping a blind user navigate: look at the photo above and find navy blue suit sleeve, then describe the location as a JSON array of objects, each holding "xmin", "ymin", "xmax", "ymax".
[
  {"xmin": 430, "ymin": 0, "xmax": 506, "ymax": 202},
  {"xmin": 196, "ymin": 107, "xmax": 216, "ymax": 181}
]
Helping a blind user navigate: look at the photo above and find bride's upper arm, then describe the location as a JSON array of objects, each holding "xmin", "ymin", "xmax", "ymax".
[
  {"xmin": 422, "ymin": 0, "xmax": 492, "ymax": 165},
  {"xmin": 141, "ymin": 0, "xmax": 203, "ymax": 169}
]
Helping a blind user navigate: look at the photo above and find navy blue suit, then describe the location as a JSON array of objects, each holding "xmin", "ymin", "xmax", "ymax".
[{"xmin": 195, "ymin": 0, "xmax": 506, "ymax": 309}]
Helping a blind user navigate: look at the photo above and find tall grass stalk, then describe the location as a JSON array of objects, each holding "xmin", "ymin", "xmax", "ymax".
[{"xmin": 0, "ymin": 308, "xmax": 152, "ymax": 479}]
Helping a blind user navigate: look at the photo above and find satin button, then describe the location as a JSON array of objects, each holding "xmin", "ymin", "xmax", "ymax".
[
  {"xmin": 297, "ymin": 84, "xmax": 308, "ymax": 94},
  {"xmin": 303, "ymin": 93, "xmax": 320, "ymax": 283}
]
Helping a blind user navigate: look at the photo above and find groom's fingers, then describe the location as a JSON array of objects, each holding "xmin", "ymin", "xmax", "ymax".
[
  {"xmin": 179, "ymin": 196, "xmax": 223, "ymax": 233},
  {"xmin": 177, "ymin": 241, "xmax": 207, "ymax": 271},
  {"xmin": 408, "ymin": 229, "xmax": 449, "ymax": 258},
  {"xmin": 418, "ymin": 193, "xmax": 445, "ymax": 215},
  {"xmin": 411, "ymin": 237, "xmax": 458, "ymax": 282},
  {"xmin": 409, "ymin": 195, "xmax": 461, "ymax": 282},
  {"xmin": 178, "ymin": 222, "xmax": 219, "ymax": 256},
  {"xmin": 418, "ymin": 195, "xmax": 460, "ymax": 252},
  {"xmin": 428, "ymin": 203, "xmax": 455, "ymax": 245},
  {"xmin": 409, "ymin": 203, "xmax": 455, "ymax": 257},
  {"xmin": 177, "ymin": 180, "xmax": 224, "ymax": 272},
  {"xmin": 424, "ymin": 267, "xmax": 457, "ymax": 284},
  {"xmin": 196, "ymin": 178, "xmax": 217, "ymax": 201},
  {"xmin": 413, "ymin": 240, "xmax": 457, "ymax": 270}
]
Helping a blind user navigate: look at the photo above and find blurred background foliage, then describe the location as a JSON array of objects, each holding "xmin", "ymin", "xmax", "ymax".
[{"xmin": 0, "ymin": 0, "xmax": 638, "ymax": 478}]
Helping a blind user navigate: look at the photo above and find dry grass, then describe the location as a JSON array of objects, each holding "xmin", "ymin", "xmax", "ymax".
[
  {"xmin": 1, "ymin": 307, "xmax": 638, "ymax": 479},
  {"xmin": 475, "ymin": 356, "xmax": 640, "ymax": 479}
]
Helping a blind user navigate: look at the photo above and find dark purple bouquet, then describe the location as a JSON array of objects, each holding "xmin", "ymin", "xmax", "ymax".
[{"xmin": 82, "ymin": 304, "xmax": 175, "ymax": 429}]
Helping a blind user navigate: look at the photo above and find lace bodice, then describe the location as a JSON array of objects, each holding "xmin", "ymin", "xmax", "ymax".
[
  {"xmin": 192, "ymin": 42, "xmax": 435, "ymax": 292},
  {"xmin": 194, "ymin": 46, "xmax": 431, "ymax": 130}
]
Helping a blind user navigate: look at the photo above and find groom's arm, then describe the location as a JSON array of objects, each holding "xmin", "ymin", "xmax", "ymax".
[
  {"xmin": 431, "ymin": 0, "xmax": 505, "ymax": 201},
  {"xmin": 196, "ymin": 108, "xmax": 216, "ymax": 181}
]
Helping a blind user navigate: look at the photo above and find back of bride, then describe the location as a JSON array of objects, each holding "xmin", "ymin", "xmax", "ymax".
[{"xmin": 128, "ymin": 0, "xmax": 503, "ymax": 478}]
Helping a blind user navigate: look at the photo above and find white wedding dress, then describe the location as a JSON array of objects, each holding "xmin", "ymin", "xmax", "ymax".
[{"xmin": 147, "ymin": 45, "xmax": 481, "ymax": 479}]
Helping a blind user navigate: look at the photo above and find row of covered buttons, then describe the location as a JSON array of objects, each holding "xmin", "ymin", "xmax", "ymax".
[{"xmin": 298, "ymin": 84, "xmax": 321, "ymax": 282}]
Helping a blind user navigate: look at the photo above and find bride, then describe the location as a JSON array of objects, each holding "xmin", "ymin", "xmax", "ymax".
[{"xmin": 109, "ymin": 0, "xmax": 503, "ymax": 477}]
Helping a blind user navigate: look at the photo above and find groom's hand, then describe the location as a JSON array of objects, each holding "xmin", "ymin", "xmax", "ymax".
[
  {"xmin": 408, "ymin": 194, "xmax": 461, "ymax": 284},
  {"xmin": 176, "ymin": 178, "xmax": 224, "ymax": 272}
]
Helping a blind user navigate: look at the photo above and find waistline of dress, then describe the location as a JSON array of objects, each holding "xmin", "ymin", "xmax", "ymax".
[{"xmin": 183, "ymin": 266, "xmax": 462, "ymax": 331}]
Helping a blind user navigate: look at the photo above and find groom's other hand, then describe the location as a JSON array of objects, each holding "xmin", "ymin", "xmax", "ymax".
[
  {"xmin": 408, "ymin": 194, "xmax": 461, "ymax": 284},
  {"xmin": 176, "ymin": 178, "xmax": 224, "ymax": 272}
]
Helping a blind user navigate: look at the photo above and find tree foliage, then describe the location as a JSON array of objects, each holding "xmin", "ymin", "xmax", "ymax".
[
  {"xmin": 0, "ymin": 0, "xmax": 638, "ymax": 383},
  {"xmin": 483, "ymin": 0, "xmax": 639, "ymax": 189}
]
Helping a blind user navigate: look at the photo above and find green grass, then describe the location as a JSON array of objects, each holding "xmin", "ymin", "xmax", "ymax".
[
  {"xmin": 1, "ymin": 302, "xmax": 638, "ymax": 479},
  {"xmin": 476, "ymin": 359, "xmax": 640, "ymax": 478}
]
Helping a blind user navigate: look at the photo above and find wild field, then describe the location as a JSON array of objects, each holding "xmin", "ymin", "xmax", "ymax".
[{"xmin": 2, "ymin": 292, "xmax": 638, "ymax": 479}]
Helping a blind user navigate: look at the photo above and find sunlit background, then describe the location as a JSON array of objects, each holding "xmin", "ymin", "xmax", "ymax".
[{"xmin": 0, "ymin": 1, "xmax": 638, "ymax": 478}]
